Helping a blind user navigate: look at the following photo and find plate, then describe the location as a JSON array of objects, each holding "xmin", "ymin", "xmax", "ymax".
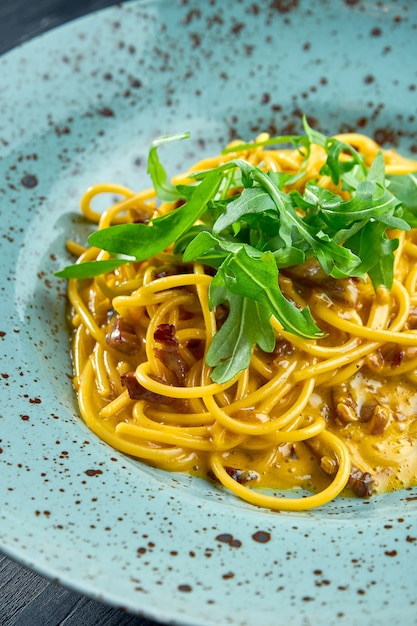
[{"xmin": 1, "ymin": 1, "xmax": 417, "ymax": 625}]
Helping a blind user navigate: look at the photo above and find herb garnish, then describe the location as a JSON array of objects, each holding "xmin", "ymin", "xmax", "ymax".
[{"xmin": 56, "ymin": 118, "xmax": 415, "ymax": 383}]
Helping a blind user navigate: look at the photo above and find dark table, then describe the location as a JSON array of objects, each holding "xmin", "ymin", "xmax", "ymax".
[{"xmin": 0, "ymin": 7, "xmax": 165, "ymax": 625}]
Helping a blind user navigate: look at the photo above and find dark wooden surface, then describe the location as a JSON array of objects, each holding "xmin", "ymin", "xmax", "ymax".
[
  {"xmin": 0, "ymin": 0, "xmax": 117, "ymax": 55},
  {"xmin": 0, "ymin": 553, "xmax": 165, "ymax": 626},
  {"xmin": 0, "ymin": 7, "xmax": 168, "ymax": 626}
]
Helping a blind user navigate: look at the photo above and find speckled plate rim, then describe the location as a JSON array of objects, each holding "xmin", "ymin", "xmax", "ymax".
[{"xmin": 1, "ymin": 2, "xmax": 417, "ymax": 625}]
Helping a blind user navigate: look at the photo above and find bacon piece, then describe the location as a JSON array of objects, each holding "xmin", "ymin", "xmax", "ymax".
[
  {"xmin": 208, "ymin": 467, "xmax": 260, "ymax": 485},
  {"xmin": 348, "ymin": 467, "xmax": 373, "ymax": 498},
  {"xmin": 332, "ymin": 383, "xmax": 358, "ymax": 424},
  {"xmin": 366, "ymin": 343, "xmax": 405, "ymax": 372},
  {"xmin": 369, "ymin": 404, "xmax": 393, "ymax": 436},
  {"xmin": 154, "ymin": 323, "xmax": 179, "ymax": 349},
  {"xmin": 131, "ymin": 208, "xmax": 151, "ymax": 224},
  {"xmin": 360, "ymin": 401, "xmax": 392, "ymax": 435},
  {"xmin": 283, "ymin": 259, "xmax": 359, "ymax": 307},
  {"xmin": 359, "ymin": 401, "xmax": 378, "ymax": 423},
  {"xmin": 154, "ymin": 324, "xmax": 189, "ymax": 385},
  {"xmin": 186, "ymin": 338, "xmax": 205, "ymax": 361},
  {"xmin": 384, "ymin": 344, "xmax": 404, "ymax": 368},
  {"xmin": 153, "ymin": 264, "xmax": 192, "ymax": 279},
  {"xmin": 321, "ymin": 278, "xmax": 359, "ymax": 308},
  {"xmin": 405, "ymin": 305, "xmax": 417, "ymax": 330},
  {"xmin": 215, "ymin": 303, "xmax": 229, "ymax": 329},
  {"xmin": 273, "ymin": 339, "xmax": 294, "ymax": 358},
  {"xmin": 224, "ymin": 467, "xmax": 260, "ymax": 484},
  {"xmin": 283, "ymin": 258, "xmax": 326, "ymax": 283},
  {"xmin": 120, "ymin": 372, "xmax": 174, "ymax": 405},
  {"xmin": 105, "ymin": 314, "xmax": 140, "ymax": 354}
]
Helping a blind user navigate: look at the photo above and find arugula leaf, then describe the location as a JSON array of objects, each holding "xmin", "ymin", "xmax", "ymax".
[
  {"xmin": 302, "ymin": 116, "xmax": 367, "ymax": 184},
  {"xmin": 312, "ymin": 233, "xmax": 363, "ymax": 279},
  {"xmin": 56, "ymin": 126, "xmax": 416, "ymax": 382},
  {"xmin": 321, "ymin": 138, "xmax": 366, "ymax": 184},
  {"xmin": 387, "ymin": 171, "xmax": 417, "ymax": 208},
  {"xmin": 270, "ymin": 245, "xmax": 305, "ymax": 267},
  {"xmin": 226, "ymin": 159, "xmax": 363, "ymax": 279},
  {"xmin": 366, "ymin": 150, "xmax": 386, "ymax": 185},
  {"xmin": 55, "ymin": 258, "xmax": 131, "ymax": 279},
  {"xmin": 183, "ymin": 230, "xmax": 227, "ymax": 260},
  {"xmin": 147, "ymin": 132, "xmax": 190, "ymax": 201},
  {"xmin": 346, "ymin": 220, "xmax": 399, "ymax": 289},
  {"xmin": 212, "ymin": 248, "xmax": 324, "ymax": 339},
  {"xmin": 318, "ymin": 179, "xmax": 399, "ymax": 226},
  {"xmin": 180, "ymin": 230, "xmax": 229, "ymax": 268},
  {"xmin": 387, "ymin": 172, "xmax": 417, "ymax": 226},
  {"xmin": 213, "ymin": 186, "xmax": 278, "ymax": 233},
  {"xmin": 302, "ymin": 117, "xmax": 328, "ymax": 149},
  {"xmin": 206, "ymin": 277, "xmax": 276, "ymax": 383},
  {"xmin": 88, "ymin": 167, "xmax": 223, "ymax": 261}
]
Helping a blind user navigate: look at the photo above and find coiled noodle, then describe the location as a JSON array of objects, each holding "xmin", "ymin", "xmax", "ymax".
[{"xmin": 65, "ymin": 131, "xmax": 417, "ymax": 511}]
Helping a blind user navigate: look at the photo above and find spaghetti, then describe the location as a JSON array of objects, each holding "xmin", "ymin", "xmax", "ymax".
[{"xmin": 63, "ymin": 128, "xmax": 417, "ymax": 511}]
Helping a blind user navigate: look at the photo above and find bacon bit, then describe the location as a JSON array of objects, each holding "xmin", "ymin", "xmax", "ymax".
[
  {"xmin": 386, "ymin": 344, "xmax": 404, "ymax": 368},
  {"xmin": 154, "ymin": 323, "xmax": 189, "ymax": 385},
  {"xmin": 224, "ymin": 467, "xmax": 260, "ymax": 484},
  {"xmin": 283, "ymin": 258, "xmax": 326, "ymax": 283},
  {"xmin": 154, "ymin": 323, "xmax": 178, "ymax": 348},
  {"xmin": 335, "ymin": 402, "xmax": 358, "ymax": 423},
  {"xmin": 186, "ymin": 338, "xmax": 205, "ymax": 360},
  {"xmin": 273, "ymin": 339, "xmax": 294, "ymax": 358},
  {"xmin": 367, "ymin": 343, "xmax": 404, "ymax": 371},
  {"xmin": 105, "ymin": 315, "xmax": 141, "ymax": 354},
  {"xmin": 215, "ymin": 303, "xmax": 229, "ymax": 329},
  {"xmin": 131, "ymin": 208, "xmax": 151, "ymax": 224},
  {"xmin": 153, "ymin": 264, "xmax": 192, "ymax": 279},
  {"xmin": 369, "ymin": 404, "xmax": 393, "ymax": 436},
  {"xmin": 348, "ymin": 467, "xmax": 373, "ymax": 498},
  {"xmin": 332, "ymin": 383, "xmax": 358, "ymax": 423},
  {"xmin": 284, "ymin": 261, "xmax": 360, "ymax": 307},
  {"xmin": 366, "ymin": 351, "xmax": 383, "ymax": 371},
  {"xmin": 359, "ymin": 401, "xmax": 378, "ymax": 422},
  {"xmin": 322, "ymin": 277, "xmax": 359, "ymax": 308},
  {"xmin": 405, "ymin": 305, "xmax": 417, "ymax": 330},
  {"xmin": 381, "ymin": 343, "xmax": 404, "ymax": 368},
  {"xmin": 208, "ymin": 467, "xmax": 259, "ymax": 485},
  {"xmin": 120, "ymin": 371, "xmax": 174, "ymax": 405},
  {"xmin": 360, "ymin": 400, "xmax": 394, "ymax": 434}
]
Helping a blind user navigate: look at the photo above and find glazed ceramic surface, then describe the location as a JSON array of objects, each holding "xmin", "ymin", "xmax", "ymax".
[{"xmin": 1, "ymin": 1, "xmax": 417, "ymax": 625}]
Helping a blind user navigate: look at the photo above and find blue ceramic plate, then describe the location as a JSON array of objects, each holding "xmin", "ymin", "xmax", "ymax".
[{"xmin": 1, "ymin": 2, "xmax": 417, "ymax": 625}]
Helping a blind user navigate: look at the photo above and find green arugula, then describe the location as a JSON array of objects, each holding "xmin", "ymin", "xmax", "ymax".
[
  {"xmin": 205, "ymin": 271, "xmax": 275, "ymax": 382},
  {"xmin": 56, "ymin": 118, "xmax": 416, "ymax": 383},
  {"xmin": 147, "ymin": 132, "xmax": 190, "ymax": 201},
  {"xmin": 386, "ymin": 171, "xmax": 417, "ymax": 227},
  {"xmin": 55, "ymin": 257, "xmax": 132, "ymax": 279}
]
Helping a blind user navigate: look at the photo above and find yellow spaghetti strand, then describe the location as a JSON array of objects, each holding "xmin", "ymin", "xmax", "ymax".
[
  {"xmin": 64, "ymin": 131, "xmax": 417, "ymax": 512},
  {"xmin": 209, "ymin": 430, "xmax": 351, "ymax": 512}
]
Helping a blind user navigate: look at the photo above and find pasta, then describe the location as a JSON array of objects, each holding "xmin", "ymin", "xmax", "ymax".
[{"xmin": 63, "ymin": 128, "xmax": 417, "ymax": 511}]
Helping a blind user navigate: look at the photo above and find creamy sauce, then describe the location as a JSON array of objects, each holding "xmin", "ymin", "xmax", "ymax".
[{"xmin": 194, "ymin": 370, "xmax": 417, "ymax": 497}]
